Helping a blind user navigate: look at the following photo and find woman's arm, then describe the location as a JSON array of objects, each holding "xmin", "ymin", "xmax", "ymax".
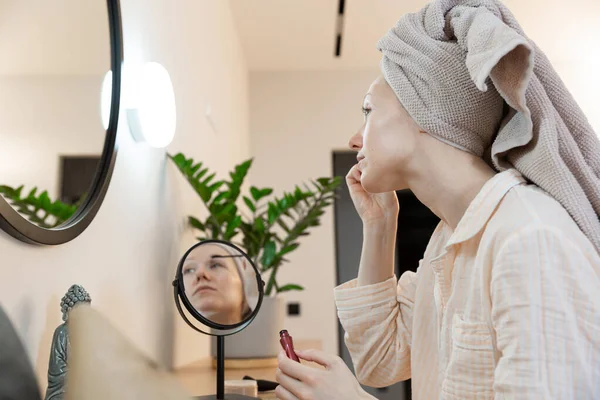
[
  {"xmin": 335, "ymin": 222, "xmax": 416, "ymax": 387},
  {"xmin": 357, "ymin": 221, "xmax": 397, "ymax": 286}
]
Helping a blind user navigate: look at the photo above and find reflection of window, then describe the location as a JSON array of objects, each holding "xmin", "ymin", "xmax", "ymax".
[{"xmin": 59, "ymin": 156, "xmax": 101, "ymax": 205}]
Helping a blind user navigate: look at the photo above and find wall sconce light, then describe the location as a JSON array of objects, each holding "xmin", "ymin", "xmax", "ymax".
[{"xmin": 126, "ymin": 62, "xmax": 177, "ymax": 148}]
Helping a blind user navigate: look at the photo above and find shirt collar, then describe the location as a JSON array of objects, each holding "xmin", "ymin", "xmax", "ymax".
[{"xmin": 444, "ymin": 169, "xmax": 527, "ymax": 249}]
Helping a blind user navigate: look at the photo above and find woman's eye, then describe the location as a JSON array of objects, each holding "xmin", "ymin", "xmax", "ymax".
[
  {"xmin": 183, "ymin": 267, "xmax": 195, "ymax": 275},
  {"xmin": 362, "ymin": 107, "xmax": 371, "ymax": 119},
  {"xmin": 210, "ymin": 263, "xmax": 223, "ymax": 269}
]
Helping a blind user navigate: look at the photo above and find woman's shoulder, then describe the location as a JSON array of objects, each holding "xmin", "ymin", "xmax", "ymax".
[{"xmin": 486, "ymin": 182, "xmax": 596, "ymax": 255}]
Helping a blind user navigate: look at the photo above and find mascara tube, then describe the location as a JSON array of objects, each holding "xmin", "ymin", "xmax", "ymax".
[{"xmin": 279, "ymin": 329, "xmax": 300, "ymax": 362}]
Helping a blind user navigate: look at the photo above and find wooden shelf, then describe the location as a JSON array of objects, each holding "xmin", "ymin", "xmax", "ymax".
[{"xmin": 174, "ymin": 339, "xmax": 321, "ymax": 398}]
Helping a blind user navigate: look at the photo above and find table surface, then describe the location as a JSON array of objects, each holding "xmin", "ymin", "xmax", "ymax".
[{"xmin": 174, "ymin": 340, "xmax": 322, "ymax": 399}]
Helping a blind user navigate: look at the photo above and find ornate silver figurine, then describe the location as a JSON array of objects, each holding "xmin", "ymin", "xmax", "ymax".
[{"xmin": 44, "ymin": 285, "xmax": 91, "ymax": 400}]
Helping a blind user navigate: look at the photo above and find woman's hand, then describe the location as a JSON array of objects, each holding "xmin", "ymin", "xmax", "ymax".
[
  {"xmin": 275, "ymin": 349, "xmax": 373, "ymax": 400},
  {"xmin": 346, "ymin": 164, "xmax": 399, "ymax": 226}
]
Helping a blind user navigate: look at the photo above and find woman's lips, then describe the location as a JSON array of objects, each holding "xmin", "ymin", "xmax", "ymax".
[{"xmin": 193, "ymin": 286, "xmax": 216, "ymax": 296}]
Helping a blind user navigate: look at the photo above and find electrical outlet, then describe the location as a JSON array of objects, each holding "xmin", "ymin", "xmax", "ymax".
[{"xmin": 287, "ymin": 302, "xmax": 300, "ymax": 316}]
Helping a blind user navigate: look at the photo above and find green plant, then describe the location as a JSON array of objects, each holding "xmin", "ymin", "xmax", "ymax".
[
  {"xmin": 0, "ymin": 185, "xmax": 78, "ymax": 228},
  {"xmin": 169, "ymin": 152, "xmax": 342, "ymax": 296}
]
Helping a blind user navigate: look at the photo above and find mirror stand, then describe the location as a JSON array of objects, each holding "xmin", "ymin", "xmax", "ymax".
[{"xmin": 195, "ymin": 336, "xmax": 256, "ymax": 400}]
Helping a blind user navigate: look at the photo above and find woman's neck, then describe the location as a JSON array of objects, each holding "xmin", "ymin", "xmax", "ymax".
[
  {"xmin": 212, "ymin": 311, "xmax": 243, "ymax": 326},
  {"xmin": 406, "ymin": 152, "xmax": 496, "ymax": 230}
]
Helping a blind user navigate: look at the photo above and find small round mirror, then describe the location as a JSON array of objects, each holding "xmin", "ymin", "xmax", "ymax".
[
  {"xmin": 173, "ymin": 240, "xmax": 264, "ymax": 333},
  {"xmin": 173, "ymin": 240, "xmax": 265, "ymax": 399}
]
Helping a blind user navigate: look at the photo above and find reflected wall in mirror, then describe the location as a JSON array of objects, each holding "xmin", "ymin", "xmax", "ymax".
[
  {"xmin": 0, "ymin": 0, "xmax": 122, "ymax": 244},
  {"xmin": 180, "ymin": 241, "xmax": 261, "ymax": 328}
]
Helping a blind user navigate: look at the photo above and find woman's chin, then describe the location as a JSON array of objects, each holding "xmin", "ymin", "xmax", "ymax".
[
  {"xmin": 362, "ymin": 173, "xmax": 406, "ymax": 193},
  {"xmin": 361, "ymin": 173, "xmax": 384, "ymax": 193}
]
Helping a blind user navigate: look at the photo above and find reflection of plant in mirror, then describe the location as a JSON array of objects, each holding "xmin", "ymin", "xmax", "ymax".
[
  {"xmin": 170, "ymin": 153, "xmax": 342, "ymax": 296},
  {"xmin": 0, "ymin": 185, "xmax": 79, "ymax": 228}
]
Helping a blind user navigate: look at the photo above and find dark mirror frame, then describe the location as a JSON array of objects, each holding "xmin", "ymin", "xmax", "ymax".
[
  {"xmin": 172, "ymin": 240, "xmax": 265, "ymax": 336},
  {"xmin": 0, "ymin": 0, "xmax": 123, "ymax": 245}
]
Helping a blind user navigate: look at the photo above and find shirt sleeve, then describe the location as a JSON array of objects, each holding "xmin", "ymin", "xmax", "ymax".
[
  {"xmin": 491, "ymin": 225, "xmax": 600, "ymax": 399},
  {"xmin": 334, "ymin": 266, "xmax": 418, "ymax": 387}
]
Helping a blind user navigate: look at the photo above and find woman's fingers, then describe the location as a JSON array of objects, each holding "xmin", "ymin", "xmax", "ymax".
[
  {"xmin": 345, "ymin": 164, "xmax": 361, "ymax": 185},
  {"xmin": 277, "ymin": 351, "xmax": 313, "ymax": 382},
  {"xmin": 275, "ymin": 368, "xmax": 305, "ymax": 399},
  {"xmin": 274, "ymin": 381, "xmax": 299, "ymax": 400},
  {"xmin": 295, "ymin": 349, "xmax": 341, "ymax": 369}
]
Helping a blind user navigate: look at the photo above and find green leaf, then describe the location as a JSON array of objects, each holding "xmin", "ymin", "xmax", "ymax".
[
  {"xmin": 250, "ymin": 186, "xmax": 273, "ymax": 202},
  {"xmin": 279, "ymin": 243, "xmax": 299, "ymax": 256},
  {"xmin": 194, "ymin": 167, "xmax": 208, "ymax": 180},
  {"xmin": 189, "ymin": 163, "xmax": 201, "ymax": 175},
  {"xmin": 169, "ymin": 153, "xmax": 186, "ymax": 166},
  {"xmin": 189, "ymin": 216, "xmax": 205, "ymax": 231},
  {"xmin": 50, "ymin": 201, "xmax": 63, "ymax": 215},
  {"xmin": 39, "ymin": 191, "xmax": 51, "ymax": 210},
  {"xmin": 27, "ymin": 187, "xmax": 38, "ymax": 198},
  {"xmin": 203, "ymin": 172, "xmax": 216, "ymax": 186},
  {"xmin": 261, "ymin": 241, "xmax": 277, "ymax": 267},
  {"xmin": 279, "ymin": 196, "xmax": 289, "ymax": 209},
  {"xmin": 209, "ymin": 181, "xmax": 224, "ymax": 192},
  {"xmin": 278, "ymin": 284, "xmax": 304, "ymax": 293},
  {"xmin": 254, "ymin": 218, "xmax": 265, "ymax": 233},
  {"xmin": 234, "ymin": 159, "xmax": 253, "ymax": 179},
  {"xmin": 229, "ymin": 215, "xmax": 242, "ymax": 231},
  {"xmin": 219, "ymin": 203, "xmax": 236, "ymax": 219},
  {"xmin": 316, "ymin": 177, "xmax": 331, "ymax": 187},
  {"xmin": 0, "ymin": 184, "xmax": 78, "ymax": 226},
  {"xmin": 243, "ymin": 196, "xmax": 256, "ymax": 212},
  {"xmin": 250, "ymin": 187, "xmax": 261, "ymax": 201},
  {"xmin": 267, "ymin": 202, "xmax": 279, "ymax": 224},
  {"xmin": 196, "ymin": 185, "xmax": 211, "ymax": 202},
  {"xmin": 211, "ymin": 191, "xmax": 229, "ymax": 205},
  {"xmin": 224, "ymin": 216, "xmax": 242, "ymax": 239},
  {"xmin": 260, "ymin": 188, "xmax": 273, "ymax": 197}
]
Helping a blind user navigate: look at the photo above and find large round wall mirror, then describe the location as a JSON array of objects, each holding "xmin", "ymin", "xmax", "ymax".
[
  {"xmin": 0, "ymin": 0, "xmax": 123, "ymax": 245},
  {"xmin": 173, "ymin": 240, "xmax": 264, "ymax": 399}
]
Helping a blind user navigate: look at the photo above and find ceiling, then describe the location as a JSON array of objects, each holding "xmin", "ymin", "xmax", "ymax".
[{"xmin": 230, "ymin": 0, "xmax": 600, "ymax": 71}]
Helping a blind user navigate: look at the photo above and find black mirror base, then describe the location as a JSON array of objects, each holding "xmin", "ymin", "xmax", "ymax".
[{"xmin": 195, "ymin": 395, "xmax": 261, "ymax": 399}]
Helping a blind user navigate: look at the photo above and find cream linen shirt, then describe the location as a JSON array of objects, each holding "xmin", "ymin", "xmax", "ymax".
[{"xmin": 334, "ymin": 169, "xmax": 600, "ymax": 399}]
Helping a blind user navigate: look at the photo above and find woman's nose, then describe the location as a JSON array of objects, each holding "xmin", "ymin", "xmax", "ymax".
[
  {"xmin": 348, "ymin": 129, "xmax": 363, "ymax": 151},
  {"xmin": 196, "ymin": 265, "xmax": 210, "ymax": 280}
]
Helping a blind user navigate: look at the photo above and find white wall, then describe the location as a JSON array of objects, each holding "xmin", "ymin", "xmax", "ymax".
[
  {"xmin": 0, "ymin": 75, "xmax": 105, "ymax": 199},
  {"xmin": 248, "ymin": 58, "xmax": 600, "ymax": 357},
  {"xmin": 249, "ymin": 70, "xmax": 379, "ymax": 356},
  {"xmin": 0, "ymin": 0, "xmax": 249, "ymax": 395}
]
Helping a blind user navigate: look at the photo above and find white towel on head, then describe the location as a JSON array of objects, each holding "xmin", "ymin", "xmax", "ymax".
[{"xmin": 378, "ymin": 0, "xmax": 600, "ymax": 254}]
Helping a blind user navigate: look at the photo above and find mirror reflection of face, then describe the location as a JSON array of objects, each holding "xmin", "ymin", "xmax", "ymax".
[{"xmin": 182, "ymin": 243, "xmax": 251, "ymax": 326}]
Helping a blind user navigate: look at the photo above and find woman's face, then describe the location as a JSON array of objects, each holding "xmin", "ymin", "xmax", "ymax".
[
  {"xmin": 348, "ymin": 76, "xmax": 424, "ymax": 192},
  {"xmin": 182, "ymin": 244, "xmax": 245, "ymax": 325}
]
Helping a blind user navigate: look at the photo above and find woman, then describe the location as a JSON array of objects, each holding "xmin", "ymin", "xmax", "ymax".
[
  {"xmin": 183, "ymin": 243, "xmax": 258, "ymax": 325},
  {"xmin": 275, "ymin": 1, "xmax": 600, "ymax": 399}
]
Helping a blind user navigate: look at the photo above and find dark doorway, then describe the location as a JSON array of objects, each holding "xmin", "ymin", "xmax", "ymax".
[
  {"xmin": 332, "ymin": 151, "xmax": 439, "ymax": 400},
  {"xmin": 59, "ymin": 156, "xmax": 101, "ymax": 205}
]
